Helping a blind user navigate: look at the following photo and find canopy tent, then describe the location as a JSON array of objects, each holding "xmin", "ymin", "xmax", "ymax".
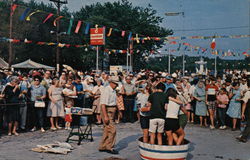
[
  {"xmin": 0, "ymin": 58, "xmax": 9, "ymax": 69},
  {"xmin": 11, "ymin": 59, "xmax": 55, "ymax": 70}
]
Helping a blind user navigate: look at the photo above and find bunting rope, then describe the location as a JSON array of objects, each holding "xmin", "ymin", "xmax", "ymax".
[
  {"xmin": 8, "ymin": 3, "xmax": 250, "ymax": 41},
  {"xmin": 0, "ymin": 36, "xmax": 248, "ymax": 57}
]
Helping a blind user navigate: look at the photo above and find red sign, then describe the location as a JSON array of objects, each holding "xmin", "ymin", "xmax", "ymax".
[{"xmin": 90, "ymin": 27, "xmax": 105, "ymax": 45}]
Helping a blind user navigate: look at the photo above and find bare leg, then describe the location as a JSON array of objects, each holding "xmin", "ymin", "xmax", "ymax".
[
  {"xmin": 157, "ymin": 133, "xmax": 162, "ymax": 145},
  {"xmin": 173, "ymin": 133, "xmax": 178, "ymax": 144},
  {"xmin": 191, "ymin": 113, "xmax": 194, "ymax": 122},
  {"xmin": 55, "ymin": 117, "xmax": 59, "ymax": 128},
  {"xmin": 12, "ymin": 121, "xmax": 18, "ymax": 134},
  {"xmin": 187, "ymin": 112, "xmax": 191, "ymax": 122},
  {"xmin": 166, "ymin": 131, "xmax": 173, "ymax": 145},
  {"xmin": 50, "ymin": 117, "xmax": 55, "ymax": 128},
  {"xmin": 204, "ymin": 117, "xmax": 208, "ymax": 126},
  {"xmin": 232, "ymin": 118, "xmax": 237, "ymax": 129},
  {"xmin": 143, "ymin": 129, "xmax": 149, "ymax": 143},
  {"xmin": 8, "ymin": 122, "xmax": 13, "ymax": 134},
  {"xmin": 150, "ymin": 132, "xmax": 156, "ymax": 144},
  {"xmin": 209, "ymin": 109, "xmax": 215, "ymax": 127},
  {"xmin": 176, "ymin": 128, "xmax": 185, "ymax": 145},
  {"xmin": 137, "ymin": 112, "xmax": 140, "ymax": 122},
  {"xmin": 96, "ymin": 114, "xmax": 102, "ymax": 123},
  {"xmin": 199, "ymin": 116, "xmax": 203, "ymax": 126}
]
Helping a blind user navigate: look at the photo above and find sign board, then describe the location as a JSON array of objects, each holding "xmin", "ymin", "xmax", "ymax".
[
  {"xmin": 90, "ymin": 27, "xmax": 105, "ymax": 45},
  {"xmin": 110, "ymin": 65, "xmax": 125, "ymax": 74}
]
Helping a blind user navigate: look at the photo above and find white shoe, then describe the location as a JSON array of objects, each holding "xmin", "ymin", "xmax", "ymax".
[
  {"xmin": 41, "ymin": 128, "xmax": 45, "ymax": 133},
  {"xmin": 221, "ymin": 125, "xmax": 227, "ymax": 130},
  {"xmin": 31, "ymin": 127, "xmax": 36, "ymax": 132},
  {"xmin": 210, "ymin": 125, "xmax": 215, "ymax": 129}
]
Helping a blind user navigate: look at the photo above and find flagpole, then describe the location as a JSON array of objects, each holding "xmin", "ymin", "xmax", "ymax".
[
  {"xmin": 126, "ymin": 40, "xmax": 129, "ymax": 73},
  {"xmin": 96, "ymin": 46, "xmax": 99, "ymax": 71},
  {"xmin": 182, "ymin": 50, "xmax": 185, "ymax": 76},
  {"xmin": 8, "ymin": 0, "xmax": 13, "ymax": 68},
  {"xmin": 215, "ymin": 52, "xmax": 217, "ymax": 77},
  {"xmin": 168, "ymin": 45, "xmax": 171, "ymax": 74}
]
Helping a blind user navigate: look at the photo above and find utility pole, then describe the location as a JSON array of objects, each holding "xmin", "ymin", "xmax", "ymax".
[
  {"xmin": 50, "ymin": 0, "xmax": 67, "ymax": 73},
  {"xmin": 8, "ymin": 0, "xmax": 13, "ymax": 68}
]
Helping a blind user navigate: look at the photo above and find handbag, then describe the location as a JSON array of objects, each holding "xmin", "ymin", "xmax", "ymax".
[{"xmin": 34, "ymin": 101, "xmax": 45, "ymax": 108}]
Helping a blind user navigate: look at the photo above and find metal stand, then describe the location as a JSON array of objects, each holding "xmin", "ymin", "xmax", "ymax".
[{"xmin": 66, "ymin": 114, "xmax": 94, "ymax": 145}]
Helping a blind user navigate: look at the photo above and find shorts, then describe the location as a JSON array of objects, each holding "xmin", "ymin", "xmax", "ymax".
[
  {"xmin": 65, "ymin": 114, "xmax": 72, "ymax": 122},
  {"xmin": 207, "ymin": 101, "xmax": 216, "ymax": 110},
  {"xmin": 165, "ymin": 118, "xmax": 180, "ymax": 132},
  {"xmin": 149, "ymin": 118, "xmax": 165, "ymax": 133},
  {"xmin": 140, "ymin": 115, "xmax": 149, "ymax": 129},
  {"xmin": 179, "ymin": 114, "xmax": 188, "ymax": 129}
]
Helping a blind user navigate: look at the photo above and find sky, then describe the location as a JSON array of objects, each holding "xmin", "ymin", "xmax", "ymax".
[{"xmin": 23, "ymin": 0, "xmax": 250, "ymax": 60}]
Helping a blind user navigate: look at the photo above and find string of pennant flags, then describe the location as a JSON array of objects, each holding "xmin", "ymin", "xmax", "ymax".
[
  {"xmin": 9, "ymin": 3, "xmax": 250, "ymax": 42},
  {"xmin": 1, "ymin": 36, "xmax": 248, "ymax": 57},
  {"xmin": 5, "ymin": 3, "xmax": 250, "ymax": 58},
  {"xmin": 0, "ymin": 36, "xmax": 128, "ymax": 54}
]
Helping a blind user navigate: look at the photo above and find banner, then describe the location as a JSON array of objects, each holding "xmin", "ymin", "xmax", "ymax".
[{"xmin": 90, "ymin": 27, "xmax": 105, "ymax": 45}]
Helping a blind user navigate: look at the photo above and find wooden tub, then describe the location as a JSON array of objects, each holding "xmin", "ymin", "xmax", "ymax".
[{"xmin": 138, "ymin": 137, "xmax": 189, "ymax": 160}]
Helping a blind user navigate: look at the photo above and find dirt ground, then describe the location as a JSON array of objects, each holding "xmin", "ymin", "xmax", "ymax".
[{"xmin": 0, "ymin": 122, "xmax": 250, "ymax": 160}]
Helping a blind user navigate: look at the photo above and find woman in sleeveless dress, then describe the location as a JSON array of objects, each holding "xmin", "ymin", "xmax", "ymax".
[{"xmin": 47, "ymin": 78, "xmax": 65, "ymax": 130}]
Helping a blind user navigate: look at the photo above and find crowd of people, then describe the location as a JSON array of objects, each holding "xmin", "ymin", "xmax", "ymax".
[{"xmin": 0, "ymin": 68, "xmax": 249, "ymax": 146}]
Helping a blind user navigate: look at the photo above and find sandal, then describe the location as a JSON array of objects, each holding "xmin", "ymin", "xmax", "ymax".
[{"xmin": 12, "ymin": 132, "xmax": 19, "ymax": 136}]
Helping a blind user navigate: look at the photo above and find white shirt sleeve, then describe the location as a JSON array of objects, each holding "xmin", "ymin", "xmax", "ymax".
[{"xmin": 242, "ymin": 91, "xmax": 250, "ymax": 103}]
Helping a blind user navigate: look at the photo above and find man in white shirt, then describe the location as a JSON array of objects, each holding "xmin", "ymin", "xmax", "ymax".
[
  {"xmin": 99, "ymin": 76, "xmax": 119, "ymax": 154},
  {"xmin": 237, "ymin": 79, "xmax": 250, "ymax": 143}
]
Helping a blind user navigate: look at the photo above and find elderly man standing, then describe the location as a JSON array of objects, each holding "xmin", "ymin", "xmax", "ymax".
[
  {"xmin": 99, "ymin": 77, "xmax": 119, "ymax": 154},
  {"xmin": 122, "ymin": 76, "xmax": 137, "ymax": 123},
  {"xmin": 237, "ymin": 79, "xmax": 250, "ymax": 143}
]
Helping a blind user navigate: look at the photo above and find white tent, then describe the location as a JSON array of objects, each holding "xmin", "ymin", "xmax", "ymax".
[
  {"xmin": 0, "ymin": 57, "xmax": 9, "ymax": 69},
  {"xmin": 11, "ymin": 59, "xmax": 55, "ymax": 70}
]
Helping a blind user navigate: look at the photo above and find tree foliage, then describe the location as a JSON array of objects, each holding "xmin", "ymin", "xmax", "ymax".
[{"xmin": 0, "ymin": 0, "xmax": 171, "ymax": 71}]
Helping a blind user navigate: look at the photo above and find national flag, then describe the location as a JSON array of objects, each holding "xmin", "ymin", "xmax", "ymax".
[{"xmin": 210, "ymin": 39, "xmax": 216, "ymax": 49}]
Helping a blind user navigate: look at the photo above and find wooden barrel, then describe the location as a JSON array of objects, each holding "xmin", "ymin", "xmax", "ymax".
[{"xmin": 138, "ymin": 137, "xmax": 189, "ymax": 160}]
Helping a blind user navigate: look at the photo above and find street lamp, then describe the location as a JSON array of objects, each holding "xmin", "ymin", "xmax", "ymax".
[
  {"xmin": 165, "ymin": 12, "xmax": 184, "ymax": 74},
  {"xmin": 50, "ymin": 0, "xmax": 68, "ymax": 73}
]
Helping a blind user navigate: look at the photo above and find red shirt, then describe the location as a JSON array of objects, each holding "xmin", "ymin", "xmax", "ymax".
[{"xmin": 206, "ymin": 84, "xmax": 219, "ymax": 101}]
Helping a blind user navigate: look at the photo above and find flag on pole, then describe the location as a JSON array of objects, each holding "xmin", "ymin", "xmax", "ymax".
[
  {"xmin": 210, "ymin": 39, "xmax": 216, "ymax": 49},
  {"xmin": 74, "ymin": 21, "xmax": 82, "ymax": 33},
  {"xmin": 11, "ymin": 4, "xmax": 17, "ymax": 16},
  {"xmin": 67, "ymin": 18, "xmax": 74, "ymax": 35},
  {"xmin": 128, "ymin": 32, "xmax": 132, "ymax": 40},
  {"xmin": 26, "ymin": 10, "xmax": 42, "ymax": 21},
  {"xmin": 121, "ymin": 31, "xmax": 125, "ymax": 37},
  {"xmin": 20, "ymin": 8, "xmax": 30, "ymax": 21},
  {"xmin": 53, "ymin": 16, "xmax": 63, "ymax": 26},
  {"xmin": 84, "ymin": 23, "xmax": 90, "ymax": 35},
  {"xmin": 107, "ymin": 28, "xmax": 113, "ymax": 37},
  {"xmin": 43, "ymin": 13, "xmax": 53, "ymax": 23}
]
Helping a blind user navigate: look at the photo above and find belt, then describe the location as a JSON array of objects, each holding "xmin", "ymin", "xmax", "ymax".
[{"xmin": 106, "ymin": 105, "xmax": 116, "ymax": 108}]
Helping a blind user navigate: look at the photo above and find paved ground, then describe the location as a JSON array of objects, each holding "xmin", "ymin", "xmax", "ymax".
[{"xmin": 0, "ymin": 122, "xmax": 250, "ymax": 160}]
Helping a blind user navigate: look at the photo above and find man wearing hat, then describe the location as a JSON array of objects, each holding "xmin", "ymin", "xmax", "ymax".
[
  {"xmin": 237, "ymin": 79, "xmax": 250, "ymax": 143},
  {"xmin": 165, "ymin": 76, "xmax": 175, "ymax": 92},
  {"xmin": 99, "ymin": 76, "xmax": 119, "ymax": 154}
]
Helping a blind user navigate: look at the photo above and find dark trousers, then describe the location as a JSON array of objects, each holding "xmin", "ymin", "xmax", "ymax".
[
  {"xmin": 0, "ymin": 106, "xmax": 4, "ymax": 136},
  {"xmin": 123, "ymin": 98, "xmax": 135, "ymax": 123},
  {"xmin": 30, "ymin": 103, "xmax": 44, "ymax": 128},
  {"xmin": 242, "ymin": 108, "xmax": 250, "ymax": 139},
  {"xmin": 75, "ymin": 98, "xmax": 84, "ymax": 108},
  {"xmin": 217, "ymin": 107, "xmax": 226, "ymax": 126}
]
